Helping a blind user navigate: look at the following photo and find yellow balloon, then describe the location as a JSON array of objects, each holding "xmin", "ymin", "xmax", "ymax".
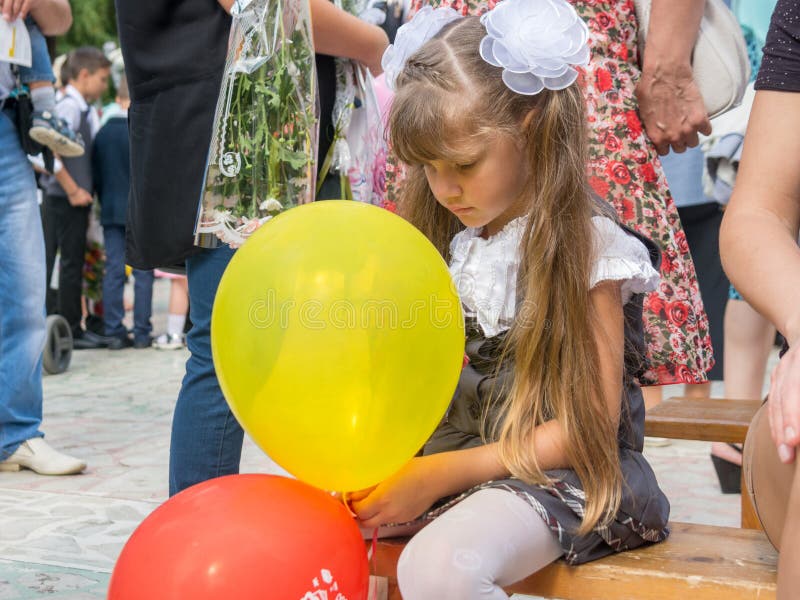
[{"xmin": 212, "ymin": 201, "xmax": 464, "ymax": 492}]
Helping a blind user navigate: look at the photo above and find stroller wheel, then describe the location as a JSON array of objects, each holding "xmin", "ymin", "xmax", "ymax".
[{"xmin": 43, "ymin": 315, "xmax": 73, "ymax": 375}]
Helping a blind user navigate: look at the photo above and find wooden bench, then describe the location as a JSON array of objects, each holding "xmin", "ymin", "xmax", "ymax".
[
  {"xmin": 371, "ymin": 522, "xmax": 777, "ymax": 599},
  {"xmin": 368, "ymin": 396, "xmax": 774, "ymax": 598},
  {"xmin": 645, "ymin": 396, "xmax": 763, "ymax": 528}
]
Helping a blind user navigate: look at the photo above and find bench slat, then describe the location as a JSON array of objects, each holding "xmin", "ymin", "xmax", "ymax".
[
  {"xmin": 644, "ymin": 397, "xmax": 762, "ymax": 443},
  {"xmin": 371, "ymin": 522, "xmax": 777, "ymax": 599}
]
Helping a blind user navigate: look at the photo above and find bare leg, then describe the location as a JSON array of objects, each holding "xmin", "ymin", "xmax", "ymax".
[
  {"xmin": 743, "ymin": 402, "xmax": 799, "ymax": 598},
  {"xmin": 778, "ymin": 459, "xmax": 800, "ymax": 598},
  {"xmin": 168, "ymin": 277, "xmax": 189, "ymax": 315},
  {"xmin": 713, "ymin": 300, "xmax": 776, "ymax": 465},
  {"xmin": 743, "ymin": 403, "xmax": 794, "ymax": 550},
  {"xmin": 642, "ymin": 385, "xmax": 662, "ymax": 410},
  {"xmin": 723, "ymin": 299, "xmax": 774, "ymax": 400},
  {"xmin": 684, "ymin": 382, "xmax": 711, "ymax": 399}
]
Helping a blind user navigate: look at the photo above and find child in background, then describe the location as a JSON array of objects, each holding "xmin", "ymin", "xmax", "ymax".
[
  {"xmin": 350, "ymin": 2, "xmax": 668, "ymax": 596},
  {"xmin": 41, "ymin": 47, "xmax": 110, "ymax": 349},
  {"xmin": 13, "ymin": 17, "xmax": 83, "ymax": 156},
  {"xmin": 92, "ymin": 75, "xmax": 154, "ymax": 349},
  {"xmin": 152, "ymin": 273, "xmax": 188, "ymax": 350}
]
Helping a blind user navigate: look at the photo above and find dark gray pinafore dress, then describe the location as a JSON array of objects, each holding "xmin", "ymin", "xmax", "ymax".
[{"xmin": 419, "ymin": 228, "xmax": 670, "ymax": 565}]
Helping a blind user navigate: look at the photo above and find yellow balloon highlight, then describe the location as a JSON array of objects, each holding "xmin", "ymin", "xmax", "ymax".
[{"xmin": 211, "ymin": 201, "xmax": 464, "ymax": 492}]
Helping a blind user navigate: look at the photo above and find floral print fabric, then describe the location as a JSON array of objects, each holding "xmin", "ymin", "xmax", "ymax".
[{"xmin": 392, "ymin": 0, "xmax": 713, "ymax": 384}]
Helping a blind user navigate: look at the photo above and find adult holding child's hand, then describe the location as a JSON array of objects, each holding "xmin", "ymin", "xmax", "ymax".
[{"xmin": 635, "ymin": 0, "xmax": 712, "ymax": 155}]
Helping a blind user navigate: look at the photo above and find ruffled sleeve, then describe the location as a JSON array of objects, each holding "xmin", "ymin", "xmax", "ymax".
[{"xmin": 590, "ymin": 216, "xmax": 660, "ymax": 303}]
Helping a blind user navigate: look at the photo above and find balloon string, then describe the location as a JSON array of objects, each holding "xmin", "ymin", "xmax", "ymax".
[{"xmin": 368, "ymin": 527, "xmax": 378, "ymax": 566}]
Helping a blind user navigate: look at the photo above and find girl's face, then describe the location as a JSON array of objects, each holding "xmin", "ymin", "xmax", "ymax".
[{"xmin": 422, "ymin": 133, "xmax": 529, "ymax": 237}]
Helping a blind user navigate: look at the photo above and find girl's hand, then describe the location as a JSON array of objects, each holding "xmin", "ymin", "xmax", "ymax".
[
  {"xmin": 350, "ymin": 457, "xmax": 443, "ymax": 528},
  {"xmin": 635, "ymin": 60, "xmax": 711, "ymax": 155},
  {"xmin": 768, "ymin": 343, "xmax": 800, "ymax": 463}
]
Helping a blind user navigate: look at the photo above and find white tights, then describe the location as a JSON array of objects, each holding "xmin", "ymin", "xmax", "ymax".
[{"xmin": 397, "ymin": 488, "xmax": 564, "ymax": 600}]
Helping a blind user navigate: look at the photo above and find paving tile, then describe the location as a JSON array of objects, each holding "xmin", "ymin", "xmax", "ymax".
[{"xmin": 0, "ymin": 559, "xmax": 109, "ymax": 600}]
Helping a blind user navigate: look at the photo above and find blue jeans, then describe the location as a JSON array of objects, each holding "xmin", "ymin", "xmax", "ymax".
[
  {"xmin": 0, "ymin": 109, "xmax": 46, "ymax": 458},
  {"xmin": 169, "ymin": 245, "xmax": 243, "ymax": 495},
  {"xmin": 18, "ymin": 19, "xmax": 55, "ymax": 85},
  {"xmin": 102, "ymin": 225, "xmax": 154, "ymax": 342}
]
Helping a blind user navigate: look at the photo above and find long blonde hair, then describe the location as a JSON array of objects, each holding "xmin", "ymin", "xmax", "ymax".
[{"xmin": 389, "ymin": 17, "xmax": 622, "ymax": 535}]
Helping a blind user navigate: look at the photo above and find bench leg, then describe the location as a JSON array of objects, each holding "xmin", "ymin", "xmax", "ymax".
[
  {"xmin": 368, "ymin": 576, "xmax": 390, "ymax": 600},
  {"xmin": 741, "ymin": 470, "xmax": 762, "ymax": 529}
]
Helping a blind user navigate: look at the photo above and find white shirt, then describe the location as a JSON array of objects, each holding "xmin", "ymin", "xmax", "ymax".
[
  {"xmin": 448, "ymin": 215, "xmax": 660, "ymax": 338},
  {"xmin": 57, "ymin": 84, "xmax": 100, "ymax": 137}
]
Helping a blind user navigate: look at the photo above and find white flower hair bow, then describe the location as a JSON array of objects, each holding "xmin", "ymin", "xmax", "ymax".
[
  {"xmin": 480, "ymin": 0, "xmax": 590, "ymax": 95},
  {"xmin": 381, "ymin": 5, "xmax": 462, "ymax": 90}
]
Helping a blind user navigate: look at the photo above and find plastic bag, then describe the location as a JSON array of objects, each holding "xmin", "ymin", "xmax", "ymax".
[
  {"xmin": 196, "ymin": 0, "xmax": 318, "ymax": 248},
  {"xmin": 318, "ymin": 0, "xmax": 388, "ymax": 205}
]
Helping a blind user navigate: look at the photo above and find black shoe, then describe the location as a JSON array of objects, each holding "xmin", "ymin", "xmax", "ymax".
[
  {"xmin": 711, "ymin": 444, "xmax": 743, "ymax": 494},
  {"xmin": 72, "ymin": 330, "xmax": 108, "ymax": 350},
  {"xmin": 133, "ymin": 336, "xmax": 152, "ymax": 349},
  {"xmin": 107, "ymin": 334, "xmax": 133, "ymax": 350}
]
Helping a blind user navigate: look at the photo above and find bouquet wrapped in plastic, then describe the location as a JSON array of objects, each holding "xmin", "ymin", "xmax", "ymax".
[
  {"xmin": 319, "ymin": 0, "xmax": 388, "ymax": 205},
  {"xmin": 196, "ymin": 0, "xmax": 318, "ymax": 247}
]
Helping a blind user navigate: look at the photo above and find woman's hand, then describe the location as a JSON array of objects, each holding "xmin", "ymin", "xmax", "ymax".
[
  {"xmin": 768, "ymin": 343, "xmax": 800, "ymax": 463},
  {"xmin": 350, "ymin": 457, "xmax": 444, "ymax": 529},
  {"xmin": 2, "ymin": 0, "xmax": 34, "ymax": 21},
  {"xmin": 635, "ymin": 0, "xmax": 711, "ymax": 155},
  {"xmin": 635, "ymin": 60, "xmax": 711, "ymax": 155}
]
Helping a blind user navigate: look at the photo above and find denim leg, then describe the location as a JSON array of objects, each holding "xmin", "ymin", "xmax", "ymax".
[
  {"xmin": 0, "ymin": 110, "xmax": 45, "ymax": 458},
  {"xmin": 132, "ymin": 269, "xmax": 154, "ymax": 342},
  {"xmin": 169, "ymin": 244, "xmax": 243, "ymax": 495},
  {"xmin": 18, "ymin": 19, "xmax": 56, "ymax": 85},
  {"xmin": 102, "ymin": 225, "xmax": 127, "ymax": 338}
]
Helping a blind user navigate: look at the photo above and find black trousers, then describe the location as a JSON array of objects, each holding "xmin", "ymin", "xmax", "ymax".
[
  {"xmin": 42, "ymin": 194, "xmax": 89, "ymax": 336},
  {"xmin": 677, "ymin": 202, "xmax": 729, "ymax": 380}
]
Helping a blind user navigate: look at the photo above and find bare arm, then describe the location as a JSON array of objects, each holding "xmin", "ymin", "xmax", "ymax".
[
  {"xmin": 218, "ymin": 0, "xmax": 387, "ymax": 74},
  {"xmin": 54, "ymin": 167, "xmax": 92, "ymax": 207},
  {"xmin": 352, "ymin": 281, "xmax": 625, "ymax": 527},
  {"xmin": 3, "ymin": 0, "xmax": 72, "ymax": 35},
  {"xmin": 635, "ymin": 0, "xmax": 711, "ymax": 154},
  {"xmin": 721, "ymin": 92, "xmax": 800, "ymax": 350},
  {"xmin": 720, "ymin": 90, "xmax": 800, "ymax": 462},
  {"xmin": 308, "ymin": 0, "xmax": 389, "ymax": 75}
]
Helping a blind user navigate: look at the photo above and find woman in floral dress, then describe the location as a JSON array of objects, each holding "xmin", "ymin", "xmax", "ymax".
[{"xmin": 387, "ymin": 0, "xmax": 713, "ymax": 387}]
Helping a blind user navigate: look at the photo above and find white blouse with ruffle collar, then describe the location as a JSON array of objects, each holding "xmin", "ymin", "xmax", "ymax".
[{"xmin": 448, "ymin": 215, "xmax": 660, "ymax": 338}]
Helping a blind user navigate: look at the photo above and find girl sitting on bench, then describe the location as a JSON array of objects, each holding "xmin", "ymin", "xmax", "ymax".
[{"xmin": 350, "ymin": 1, "xmax": 670, "ymax": 597}]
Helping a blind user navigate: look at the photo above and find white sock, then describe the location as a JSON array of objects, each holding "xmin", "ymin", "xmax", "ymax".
[
  {"xmin": 167, "ymin": 313, "xmax": 186, "ymax": 336},
  {"xmin": 31, "ymin": 86, "xmax": 56, "ymax": 113}
]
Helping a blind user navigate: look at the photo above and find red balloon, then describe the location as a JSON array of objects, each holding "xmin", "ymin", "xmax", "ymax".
[{"xmin": 109, "ymin": 474, "xmax": 369, "ymax": 599}]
